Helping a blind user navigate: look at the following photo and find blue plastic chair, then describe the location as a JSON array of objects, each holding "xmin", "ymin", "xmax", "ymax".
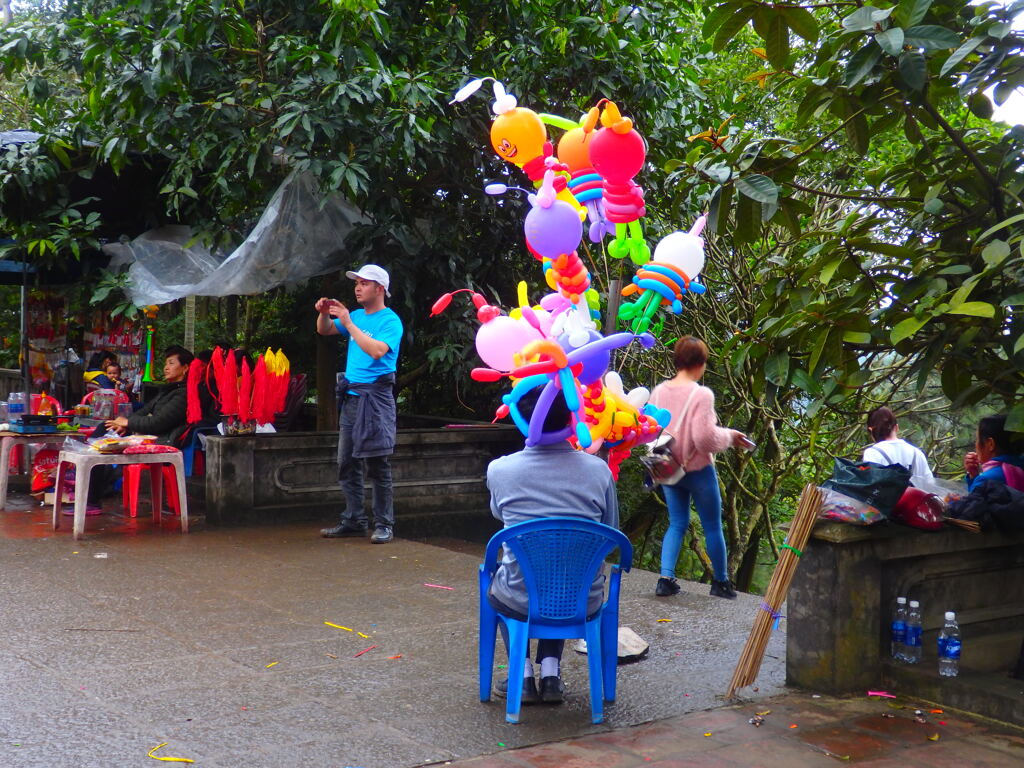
[
  {"xmin": 478, "ymin": 517, "xmax": 632, "ymax": 724},
  {"xmin": 182, "ymin": 426, "xmax": 217, "ymax": 477}
]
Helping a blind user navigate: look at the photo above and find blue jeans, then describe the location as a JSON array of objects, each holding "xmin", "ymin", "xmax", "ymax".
[
  {"xmin": 337, "ymin": 396, "xmax": 394, "ymax": 529},
  {"xmin": 660, "ymin": 464, "xmax": 728, "ymax": 582}
]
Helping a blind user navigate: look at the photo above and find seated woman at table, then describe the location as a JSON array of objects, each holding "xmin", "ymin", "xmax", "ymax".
[{"xmin": 81, "ymin": 346, "xmax": 194, "ymax": 514}]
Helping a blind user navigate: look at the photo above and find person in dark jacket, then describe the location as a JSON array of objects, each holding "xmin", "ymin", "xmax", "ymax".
[
  {"xmin": 314, "ymin": 265, "xmax": 403, "ymax": 544},
  {"xmin": 84, "ymin": 346, "xmax": 194, "ymax": 513},
  {"xmin": 104, "ymin": 345, "xmax": 193, "ymax": 445}
]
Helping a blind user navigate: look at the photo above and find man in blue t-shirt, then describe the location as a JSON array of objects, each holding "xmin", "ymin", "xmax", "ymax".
[{"xmin": 315, "ymin": 264, "xmax": 404, "ymax": 543}]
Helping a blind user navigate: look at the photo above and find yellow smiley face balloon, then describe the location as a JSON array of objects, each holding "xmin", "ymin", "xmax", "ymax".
[{"xmin": 490, "ymin": 106, "xmax": 547, "ymax": 167}]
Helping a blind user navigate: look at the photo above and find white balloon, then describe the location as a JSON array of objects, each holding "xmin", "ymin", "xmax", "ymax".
[
  {"xmin": 450, "ymin": 78, "xmax": 484, "ymax": 104},
  {"xmin": 653, "ymin": 231, "xmax": 705, "ymax": 279},
  {"xmin": 603, "ymin": 371, "xmax": 625, "ymax": 396},
  {"xmin": 625, "ymin": 386, "xmax": 650, "ymax": 409}
]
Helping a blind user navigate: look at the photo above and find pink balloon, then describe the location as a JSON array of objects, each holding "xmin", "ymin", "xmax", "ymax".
[{"xmin": 475, "ymin": 315, "xmax": 541, "ymax": 371}]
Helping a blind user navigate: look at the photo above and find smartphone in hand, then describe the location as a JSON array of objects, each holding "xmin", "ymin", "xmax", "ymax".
[{"xmin": 739, "ymin": 436, "xmax": 756, "ymax": 452}]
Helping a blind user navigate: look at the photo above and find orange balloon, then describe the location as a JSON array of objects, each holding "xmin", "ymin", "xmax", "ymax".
[
  {"xmin": 556, "ymin": 127, "xmax": 594, "ymax": 173},
  {"xmin": 490, "ymin": 107, "xmax": 547, "ymax": 167}
]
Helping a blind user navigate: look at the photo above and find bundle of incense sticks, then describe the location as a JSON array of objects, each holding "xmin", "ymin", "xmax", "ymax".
[
  {"xmin": 943, "ymin": 516, "xmax": 981, "ymax": 533},
  {"xmin": 727, "ymin": 484, "xmax": 823, "ymax": 698}
]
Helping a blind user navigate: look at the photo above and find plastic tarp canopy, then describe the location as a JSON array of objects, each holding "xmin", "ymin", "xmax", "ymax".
[{"xmin": 104, "ymin": 170, "xmax": 368, "ymax": 306}]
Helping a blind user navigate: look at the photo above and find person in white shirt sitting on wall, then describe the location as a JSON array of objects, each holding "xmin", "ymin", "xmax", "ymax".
[{"xmin": 862, "ymin": 406, "xmax": 934, "ymax": 483}]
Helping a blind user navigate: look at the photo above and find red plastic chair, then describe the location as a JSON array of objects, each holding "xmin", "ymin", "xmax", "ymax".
[{"xmin": 122, "ymin": 463, "xmax": 181, "ymax": 518}]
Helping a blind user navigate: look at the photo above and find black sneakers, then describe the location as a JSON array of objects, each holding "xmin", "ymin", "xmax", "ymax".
[
  {"xmin": 655, "ymin": 577, "xmax": 681, "ymax": 597},
  {"xmin": 539, "ymin": 675, "xmax": 564, "ymax": 703},
  {"xmin": 370, "ymin": 526, "xmax": 393, "ymax": 544},
  {"xmin": 710, "ymin": 579, "xmax": 738, "ymax": 599},
  {"xmin": 320, "ymin": 522, "xmax": 367, "ymax": 538},
  {"xmin": 494, "ymin": 676, "xmax": 540, "ymax": 705}
]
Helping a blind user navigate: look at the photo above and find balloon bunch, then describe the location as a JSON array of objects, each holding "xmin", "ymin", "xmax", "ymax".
[
  {"xmin": 444, "ymin": 78, "xmax": 721, "ymax": 472},
  {"xmin": 203, "ymin": 347, "xmax": 291, "ymax": 426},
  {"xmin": 454, "ymin": 80, "xmax": 709, "ymax": 336}
]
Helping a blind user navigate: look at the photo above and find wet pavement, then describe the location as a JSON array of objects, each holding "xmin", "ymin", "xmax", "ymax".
[
  {"xmin": 0, "ymin": 489, "xmax": 784, "ymax": 767},
  {"xmin": 436, "ymin": 691, "xmax": 1024, "ymax": 767},
  {"xmin": 4, "ymin": 488, "xmax": 1020, "ymax": 767}
]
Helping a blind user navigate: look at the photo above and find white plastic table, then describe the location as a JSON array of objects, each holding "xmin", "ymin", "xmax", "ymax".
[
  {"xmin": 0, "ymin": 430, "xmax": 79, "ymax": 509},
  {"xmin": 51, "ymin": 449, "xmax": 189, "ymax": 540}
]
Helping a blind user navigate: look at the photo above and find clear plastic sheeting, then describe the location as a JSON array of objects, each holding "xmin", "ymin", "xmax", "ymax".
[{"xmin": 103, "ymin": 171, "xmax": 368, "ymax": 306}]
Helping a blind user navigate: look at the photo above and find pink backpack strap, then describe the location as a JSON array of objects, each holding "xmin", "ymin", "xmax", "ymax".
[{"xmin": 1001, "ymin": 462, "xmax": 1024, "ymax": 492}]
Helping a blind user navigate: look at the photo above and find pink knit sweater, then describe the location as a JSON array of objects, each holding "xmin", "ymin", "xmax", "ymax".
[{"xmin": 649, "ymin": 380, "xmax": 737, "ymax": 472}]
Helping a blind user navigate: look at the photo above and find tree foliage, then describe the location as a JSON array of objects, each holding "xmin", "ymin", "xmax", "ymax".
[{"xmin": 1, "ymin": 0, "xmax": 1023, "ymax": 588}]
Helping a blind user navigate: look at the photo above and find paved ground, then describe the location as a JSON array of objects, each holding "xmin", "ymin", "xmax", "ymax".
[
  {"xmin": 436, "ymin": 691, "xmax": 1024, "ymax": 767},
  {"xmin": 0, "ymin": 489, "xmax": 784, "ymax": 768},
  {"xmin": 3, "ymin": 489, "xmax": 1021, "ymax": 768}
]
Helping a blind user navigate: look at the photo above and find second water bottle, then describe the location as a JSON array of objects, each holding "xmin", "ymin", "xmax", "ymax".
[{"xmin": 905, "ymin": 600, "xmax": 922, "ymax": 664}]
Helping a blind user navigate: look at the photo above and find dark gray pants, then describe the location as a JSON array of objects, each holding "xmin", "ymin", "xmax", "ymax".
[{"xmin": 337, "ymin": 395, "xmax": 394, "ymax": 529}]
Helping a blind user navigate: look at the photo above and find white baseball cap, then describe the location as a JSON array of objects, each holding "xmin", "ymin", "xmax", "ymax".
[{"xmin": 345, "ymin": 264, "xmax": 391, "ymax": 297}]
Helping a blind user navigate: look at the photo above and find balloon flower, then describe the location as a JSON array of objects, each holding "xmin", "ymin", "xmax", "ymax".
[
  {"xmin": 585, "ymin": 100, "xmax": 650, "ymax": 265},
  {"xmin": 619, "ymin": 216, "xmax": 709, "ymax": 334}
]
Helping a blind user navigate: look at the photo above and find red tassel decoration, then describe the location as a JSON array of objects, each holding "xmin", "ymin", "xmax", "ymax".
[
  {"xmin": 221, "ymin": 349, "xmax": 238, "ymax": 416},
  {"xmin": 251, "ymin": 355, "xmax": 269, "ymax": 425},
  {"xmin": 186, "ymin": 359, "xmax": 205, "ymax": 424},
  {"xmin": 238, "ymin": 356, "xmax": 252, "ymax": 423}
]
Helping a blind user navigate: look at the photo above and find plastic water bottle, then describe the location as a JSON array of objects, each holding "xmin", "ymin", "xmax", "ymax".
[
  {"xmin": 7, "ymin": 391, "xmax": 26, "ymax": 417},
  {"xmin": 890, "ymin": 597, "xmax": 908, "ymax": 662},
  {"xmin": 905, "ymin": 600, "xmax": 923, "ymax": 664},
  {"xmin": 938, "ymin": 611, "xmax": 961, "ymax": 677}
]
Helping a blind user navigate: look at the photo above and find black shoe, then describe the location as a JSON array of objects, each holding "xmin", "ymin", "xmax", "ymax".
[
  {"xmin": 494, "ymin": 676, "xmax": 540, "ymax": 705},
  {"xmin": 320, "ymin": 522, "xmax": 368, "ymax": 538},
  {"xmin": 710, "ymin": 579, "xmax": 738, "ymax": 599},
  {"xmin": 370, "ymin": 526, "xmax": 393, "ymax": 544},
  {"xmin": 655, "ymin": 577, "xmax": 681, "ymax": 597},
  {"xmin": 540, "ymin": 675, "xmax": 564, "ymax": 704}
]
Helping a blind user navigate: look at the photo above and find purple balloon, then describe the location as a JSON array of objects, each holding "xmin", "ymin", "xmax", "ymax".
[
  {"xmin": 524, "ymin": 198, "xmax": 583, "ymax": 258},
  {"xmin": 558, "ymin": 329, "xmax": 609, "ymax": 385}
]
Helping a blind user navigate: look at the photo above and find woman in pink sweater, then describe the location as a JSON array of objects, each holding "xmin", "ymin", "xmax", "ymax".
[{"xmin": 648, "ymin": 336, "xmax": 749, "ymax": 599}]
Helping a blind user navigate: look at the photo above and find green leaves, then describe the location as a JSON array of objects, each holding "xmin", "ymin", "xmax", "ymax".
[
  {"xmin": 875, "ymin": 27, "xmax": 905, "ymax": 56},
  {"xmin": 845, "ymin": 43, "xmax": 883, "ymax": 86},
  {"xmin": 735, "ymin": 174, "xmax": 779, "ymax": 206},
  {"xmin": 903, "ymin": 25, "xmax": 960, "ymax": 50},
  {"xmin": 898, "ymin": 50, "xmax": 928, "ymax": 91},
  {"xmin": 765, "ymin": 14, "xmax": 790, "ymax": 70},
  {"xmin": 894, "ymin": 0, "xmax": 934, "ymax": 28},
  {"xmin": 712, "ymin": 6, "xmax": 756, "ymax": 52},
  {"xmin": 946, "ymin": 301, "xmax": 996, "ymax": 318},
  {"xmin": 892, "ymin": 315, "xmax": 931, "ymax": 344}
]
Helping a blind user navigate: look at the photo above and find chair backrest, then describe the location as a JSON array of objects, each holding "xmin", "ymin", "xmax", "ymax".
[
  {"xmin": 484, "ymin": 517, "xmax": 632, "ymax": 626},
  {"xmin": 81, "ymin": 388, "xmax": 130, "ymax": 406}
]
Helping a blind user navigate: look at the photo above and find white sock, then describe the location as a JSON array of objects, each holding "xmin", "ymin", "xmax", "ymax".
[
  {"xmin": 540, "ymin": 656, "xmax": 560, "ymax": 678},
  {"xmin": 523, "ymin": 658, "xmax": 535, "ymax": 678}
]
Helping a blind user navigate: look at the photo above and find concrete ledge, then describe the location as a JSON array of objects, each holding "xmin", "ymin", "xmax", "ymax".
[
  {"xmin": 787, "ymin": 521, "xmax": 1024, "ymax": 717},
  {"xmin": 204, "ymin": 426, "xmax": 522, "ymax": 538},
  {"xmin": 882, "ymin": 660, "xmax": 1024, "ymax": 726}
]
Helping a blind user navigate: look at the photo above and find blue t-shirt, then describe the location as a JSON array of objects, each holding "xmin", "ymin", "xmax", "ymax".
[{"xmin": 334, "ymin": 307, "xmax": 403, "ymax": 384}]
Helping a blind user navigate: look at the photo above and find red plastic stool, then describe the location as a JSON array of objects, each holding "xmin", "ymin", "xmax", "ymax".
[{"xmin": 122, "ymin": 463, "xmax": 181, "ymax": 517}]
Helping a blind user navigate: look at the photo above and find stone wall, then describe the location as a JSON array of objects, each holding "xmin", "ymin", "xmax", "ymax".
[
  {"xmin": 204, "ymin": 426, "xmax": 523, "ymax": 539},
  {"xmin": 786, "ymin": 521, "xmax": 1024, "ymax": 724}
]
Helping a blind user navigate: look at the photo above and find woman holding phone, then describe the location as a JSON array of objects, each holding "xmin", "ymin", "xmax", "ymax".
[{"xmin": 648, "ymin": 336, "xmax": 750, "ymax": 600}]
